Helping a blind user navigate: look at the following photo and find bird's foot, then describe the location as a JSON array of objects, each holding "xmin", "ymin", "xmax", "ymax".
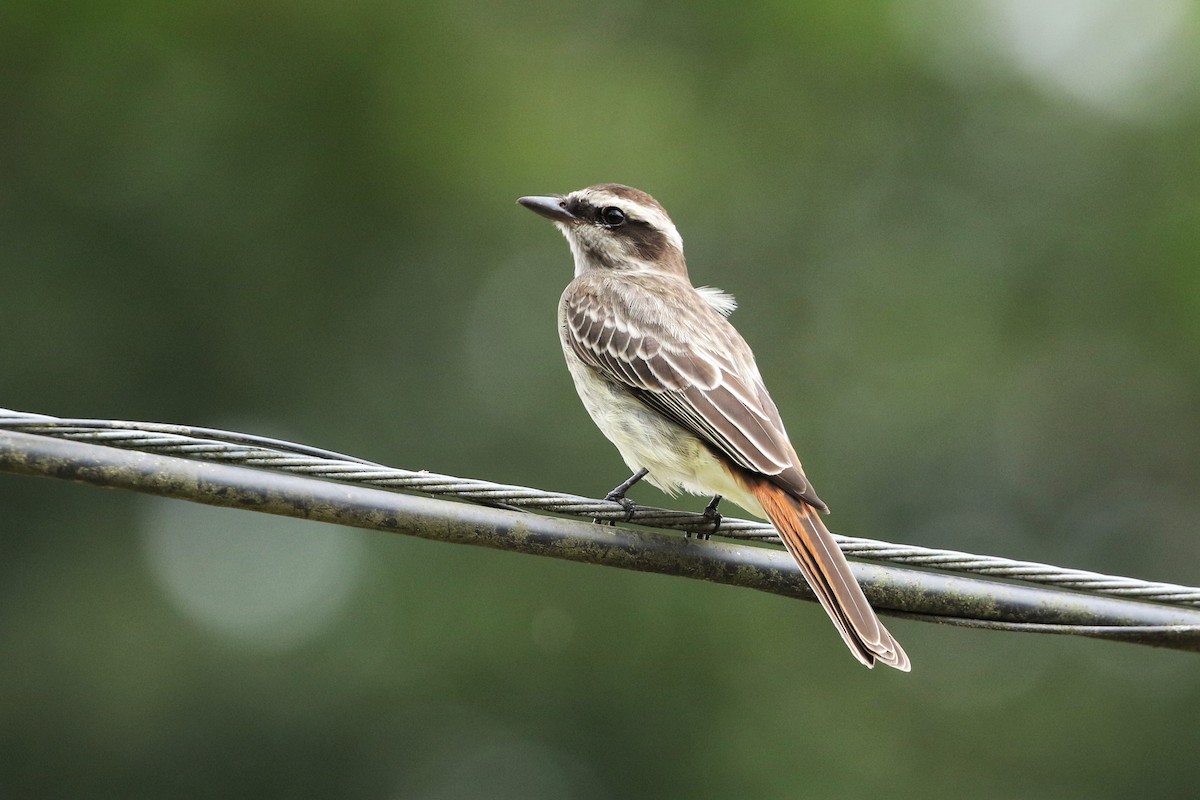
[
  {"xmin": 599, "ymin": 493, "xmax": 636, "ymax": 526},
  {"xmin": 688, "ymin": 495, "xmax": 723, "ymax": 540},
  {"xmin": 593, "ymin": 468, "xmax": 649, "ymax": 525}
]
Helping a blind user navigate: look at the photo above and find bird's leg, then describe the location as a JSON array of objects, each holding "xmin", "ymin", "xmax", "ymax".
[
  {"xmin": 689, "ymin": 494, "xmax": 722, "ymax": 540},
  {"xmin": 595, "ymin": 467, "xmax": 649, "ymax": 525}
]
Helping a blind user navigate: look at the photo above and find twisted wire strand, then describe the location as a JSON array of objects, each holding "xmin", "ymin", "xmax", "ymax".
[{"xmin": 3, "ymin": 408, "xmax": 1198, "ymax": 608}]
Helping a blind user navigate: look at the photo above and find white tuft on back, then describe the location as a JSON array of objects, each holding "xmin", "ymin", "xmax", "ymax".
[{"xmin": 695, "ymin": 286, "xmax": 737, "ymax": 316}]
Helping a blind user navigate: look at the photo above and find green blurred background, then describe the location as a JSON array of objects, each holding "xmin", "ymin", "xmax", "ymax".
[{"xmin": 3, "ymin": 1, "xmax": 1200, "ymax": 797}]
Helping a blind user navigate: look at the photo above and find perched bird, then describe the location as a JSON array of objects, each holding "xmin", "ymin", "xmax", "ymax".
[{"xmin": 518, "ymin": 184, "xmax": 909, "ymax": 671}]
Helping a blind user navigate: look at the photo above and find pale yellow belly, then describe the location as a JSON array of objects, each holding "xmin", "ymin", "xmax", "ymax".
[{"xmin": 563, "ymin": 352, "xmax": 765, "ymax": 517}]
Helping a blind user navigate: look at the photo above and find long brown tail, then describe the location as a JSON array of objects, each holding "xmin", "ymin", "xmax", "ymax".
[{"xmin": 748, "ymin": 478, "xmax": 910, "ymax": 671}]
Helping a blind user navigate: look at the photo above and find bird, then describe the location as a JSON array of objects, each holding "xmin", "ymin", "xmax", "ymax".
[{"xmin": 518, "ymin": 183, "xmax": 909, "ymax": 671}]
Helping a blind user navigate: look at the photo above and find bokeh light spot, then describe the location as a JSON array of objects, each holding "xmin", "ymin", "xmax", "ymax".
[{"xmin": 139, "ymin": 497, "xmax": 366, "ymax": 651}]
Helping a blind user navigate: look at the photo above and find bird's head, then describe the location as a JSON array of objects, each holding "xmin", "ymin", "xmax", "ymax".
[{"xmin": 518, "ymin": 184, "xmax": 686, "ymax": 277}]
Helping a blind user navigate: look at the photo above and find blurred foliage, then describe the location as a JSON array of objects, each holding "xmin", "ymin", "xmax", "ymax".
[{"xmin": 3, "ymin": 1, "xmax": 1200, "ymax": 798}]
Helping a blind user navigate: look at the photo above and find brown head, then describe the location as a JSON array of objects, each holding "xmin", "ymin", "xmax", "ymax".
[{"xmin": 518, "ymin": 184, "xmax": 687, "ymax": 278}]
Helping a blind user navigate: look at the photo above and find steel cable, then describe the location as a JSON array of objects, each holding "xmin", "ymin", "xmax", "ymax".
[{"xmin": 2, "ymin": 408, "xmax": 1197, "ymax": 610}]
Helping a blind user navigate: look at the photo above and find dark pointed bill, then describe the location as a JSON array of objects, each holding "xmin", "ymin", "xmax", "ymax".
[{"xmin": 518, "ymin": 195, "xmax": 579, "ymax": 224}]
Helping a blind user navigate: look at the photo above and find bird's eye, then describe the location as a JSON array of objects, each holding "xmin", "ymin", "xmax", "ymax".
[{"xmin": 599, "ymin": 206, "xmax": 626, "ymax": 227}]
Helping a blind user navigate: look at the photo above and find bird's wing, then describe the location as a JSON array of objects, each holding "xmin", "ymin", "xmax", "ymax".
[{"xmin": 563, "ymin": 276, "xmax": 827, "ymax": 511}]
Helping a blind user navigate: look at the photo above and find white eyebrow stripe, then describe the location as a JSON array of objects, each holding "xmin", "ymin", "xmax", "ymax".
[{"xmin": 578, "ymin": 189, "xmax": 684, "ymax": 253}]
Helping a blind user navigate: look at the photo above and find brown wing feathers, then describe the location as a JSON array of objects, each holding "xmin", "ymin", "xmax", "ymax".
[{"xmin": 564, "ymin": 281, "xmax": 820, "ymax": 502}]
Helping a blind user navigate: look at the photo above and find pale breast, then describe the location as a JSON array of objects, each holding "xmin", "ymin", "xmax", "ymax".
[{"xmin": 560, "ymin": 340, "xmax": 763, "ymax": 516}]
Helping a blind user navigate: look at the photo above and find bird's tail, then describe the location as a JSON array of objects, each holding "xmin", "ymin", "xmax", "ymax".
[{"xmin": 747, "ymin": 478, "xmax": 910, "ymax": 671}]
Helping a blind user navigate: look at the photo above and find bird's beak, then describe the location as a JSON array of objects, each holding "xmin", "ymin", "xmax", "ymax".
[{"xmin": 517, "ymin": 195, "xmax": 579, "ymax": 224}]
